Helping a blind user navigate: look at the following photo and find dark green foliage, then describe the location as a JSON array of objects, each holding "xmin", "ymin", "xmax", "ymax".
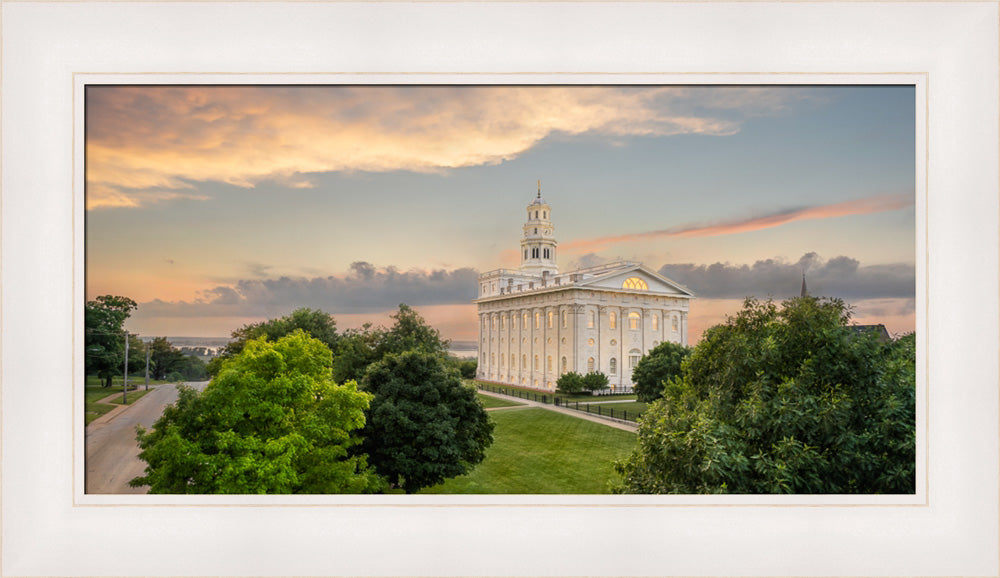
[
  {"xmin": 450, "ymin": 357, "xmax": 478, "ymax": 380},
  {"xmin": 210, "ymin": 308, "xmax": 339, "ymax": 375},
  {"xmin": 147, "ymin": 336, "xmax": 209, "ymax": 381},
  {"xmin": 359, "ymin": 350, "xmax": 494, "ymax": 494},
  {"xmin": 85, "ymin": 295, "xmax": 138, "ymax": 387},
  {"xmin": 556, "ymin": 371, "xmax": 585, "ymax": 395},
  {"xmin": 615, "ymin": 297, "xmax": 916, "ymax": 494},
  {"xmin": 131, "ymin": 331, "xmax": 383, "ymax": 494},
  {"xmin": 581, "ymin": 371, "xmax": 609, "ymax": 393},
  {"xmin": 631, "ymin": 341, "xmax": 691, "ymax": 403},
  {"xmin": 332, "ymin": 304, "xmax": 450, "ymax": 383}
]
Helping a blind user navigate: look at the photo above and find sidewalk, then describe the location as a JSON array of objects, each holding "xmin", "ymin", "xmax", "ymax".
[{"xmin": 477, "ymin": 389, "xmax": 638, "ymax": 433}]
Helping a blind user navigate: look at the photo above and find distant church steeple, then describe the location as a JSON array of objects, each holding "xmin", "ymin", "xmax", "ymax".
[
  {"xmin": 520, "ymin": 181, "xmax": 558, "ymax": 277},
  {"xmin": 801, "ymin": 273, "xmax": 808, "ymax": 297}
]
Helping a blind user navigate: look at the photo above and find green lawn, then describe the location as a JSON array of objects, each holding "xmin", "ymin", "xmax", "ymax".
[
  {"xmin": 571, "ymin": 400, "xmax": 649, "ymax": 421},
  {"xmin": 84, "ymin": 384, "xmax": 155, "ymax": 425},
  {"xmin": 477, "ymin": 393, "xmax": 525, "ymax": 409},
  {"xmin": 420, "ymin": 407, "xmax": 636, "ymax": 494},
  {"xmin": 473, "ymin": 380, "xmax": 636, "ymax": 402}
]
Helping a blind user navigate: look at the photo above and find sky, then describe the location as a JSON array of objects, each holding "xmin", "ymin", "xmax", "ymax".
[{"xmin": 85, "ymin": 85, "xmax": 917, "ymax": 344}]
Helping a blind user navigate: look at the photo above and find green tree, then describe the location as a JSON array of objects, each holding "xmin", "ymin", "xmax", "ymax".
[
  {"xmin": 148, "ymin": 336, "xmax": 186, "ymax": 380},
  {"xmin": 131, "ymin": 331, "xmax": 383, "ymax": 494},
  {"xmin": 359, "ymin": 350, "xmax": 494, "ymax": 494},
  {"xmin": 210, "ymin": 308, "xmax": 339, "ymax": 375},
  {"xmin": 85, "ymin": 295, "xmax": 138, "ymax": 387},
  {"xmin": 556, "ymin": 371, "xmax": 585, "ymax": 395},
  {"xmin": 332, "ymin": 304, "xmax": 449, "ymax": 384},
  {"xmin": 581, "ymin": 371, "xmax": 609, "ymax": 393},
  {"xmin": 631, "ymin": 341, "xmax": 691, "ymax": 403},
  {"xmin": 614, "ymin": 297, "xmax": 916, "ymax": 495}
]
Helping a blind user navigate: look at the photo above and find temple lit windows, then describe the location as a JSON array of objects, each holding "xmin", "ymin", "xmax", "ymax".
[
  {"xmin": 547, "ymin": 355, "xmax": 552, "ymax": 372},
  {"xmin": 523, "ymin": 312, "xmax": 528, "ymax": 327},
  {"xmin": 609, "ymin": 358, "xmax": 617, "ymax": 375},
  {"xmin": 609, "ymin": 311, "xmax": 617, "ymax": 329},
  {"xmin": 534, "ymin": 355, "xmax": 539, "ymax": 370},
  {"xmin": 588, "ymin": 311, "xmax": 595, "ymax": 328},
  {"xmin": 562, "ymin": 310, "xmax": 568, "ymax": 328},
  {"xmin": 522, "ymin": 354, "xmax": 527, "ymax": 369},
  {"xmin": 622, "ymin": 277, "xmax": 648, "ymax": 290},
  {"xmin": 652, "ymin": 314, "xmax": 659, "ymax": 331},
  {"xmin": 629, "ymin": 311, "xmax": 640, "ymax": 330},
  {"xmin": 587, "ymin": 357, "xmax": 595, "ymax": 372},
  {"xmin": 547, "ymin": 311, "xmax": 554, "ymax": 328},
  {"xmin": 535, "ymin": 312, "xmax": 541, "ymax": 329}
]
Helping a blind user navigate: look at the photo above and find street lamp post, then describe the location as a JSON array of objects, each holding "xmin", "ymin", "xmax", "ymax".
[
  {"xmin": 122, "ymin": 332, "xmax": 129, "ymax": 404},
  {"xmin": 144, "ymin": 341, "xmax": 150, "ymax": 391}
]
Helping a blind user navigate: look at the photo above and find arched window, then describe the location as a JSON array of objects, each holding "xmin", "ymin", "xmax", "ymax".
[
  {"xmin": 622, "ymin": 277, "xmax": 649, "ymax": 290},
  {"xmin": 609, "ymin": 311, "xmax": 617, "ymax": 329},
  {"xmin": 628, "ymin": 311, "xmax": 640, "ymax": 330},
  {"xmin": 523, "ymin": 312, "xmax": 528, "ymax": 327},
  {"xmin": 544, "ymin": 211, "xmax": 547, "ymax": 219},
  {"xmin": 524, "ymin": 249, "xmax": 528, "ymax": 260},
  {"xmin": 588, "ymin": 311, "xmax": 595, "ymax": 328},
  {"xmin": 547, "ymin": 355, "xmax": 552, "ymax": 371},
  {"xmin": 491, "ymin": 352, "xmax": 495, "ymax": 366},
  {"xmin": 522, "ymin": 354, "xmax": 527, "ymax": 369},
  {"xmin": 672, "ymin": 315, "xmax": 679, "ymax": 331},
  {"xmin": 561, "ymin": 356, "xmax": 567, "ymax": 373},
  {"xmin": 587, "ymin": 357, "xmax": 595, "ymax": 372},
  {"xmin": 609, "ymin": 358, "xmax": 617, "ymax": 375},
  {"xmin": 501, "ymin": 315, "xmax": 506, "ymax": 330},
  {"xmin": 535, "ymin": 211, "xmax": 538, "ymax": 219},
  {"xmin": 511, "ymin": 353, "xmax": 515, "ymax": 368},
  {"xmin": 562, "ymin": 310, "xmax": 568, "ymax": 328},
  {"xmin": 547, "ymin": 311, "xmax": 554, "ymax": 328},
  {"xmin": 651, "ymin": 314, "xmax": 659, "ymax": 331},
  {"xmin": 535, "ymin": 312, "xmax": 540, "ymax": 329},
  {"xmin": 534, "ymin": 355, "xmax": 539, "ymax": 370},
  {"xmin": 629, "ymin": 349, "xmax": 642, "ymax": 369}
]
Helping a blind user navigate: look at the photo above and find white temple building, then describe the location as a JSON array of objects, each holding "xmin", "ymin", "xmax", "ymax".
[{"xmin": 474, "ymin": 185, "xmax": 695, "ymax": 391}]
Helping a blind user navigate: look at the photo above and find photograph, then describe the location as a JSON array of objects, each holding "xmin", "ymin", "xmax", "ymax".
[{"xmin": 84, "ymin": 84, "xmax": 917, "ymax": 496}]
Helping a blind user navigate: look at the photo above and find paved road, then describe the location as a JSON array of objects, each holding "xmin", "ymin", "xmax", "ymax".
[{"xmin": 85, "ymin": 380, "xmax": 209, "ymax": 494}]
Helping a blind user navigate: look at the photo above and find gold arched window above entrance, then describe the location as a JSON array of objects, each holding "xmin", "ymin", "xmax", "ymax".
[{"xmin": 622, "ymin": 277, "xmax": 648, "ymax": 290}]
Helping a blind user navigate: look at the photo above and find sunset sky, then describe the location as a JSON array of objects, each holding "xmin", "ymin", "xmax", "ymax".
[{"xmin": 85, "ymin": 85, "xmax": 917, "ymax": 343}]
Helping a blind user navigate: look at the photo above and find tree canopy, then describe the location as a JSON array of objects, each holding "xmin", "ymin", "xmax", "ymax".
[
  {"xmin": 132, "ymin": 331, "xmax": 383, "ymax": 494},
  {"xmin": 631, "ymin": 341, "xmax": 691, "ymax": 403},
  {"xmin": 615, "ymin": 297, "xmax": 916, "ymax": 494},
  {"xmin": 210, "ymin": 308, "xmax": 340, "ymax": 375},
  {"xmin": 85, "ymin": 295, "xmax": 138, "ymax": 387},
  {"xmin": 359, "ymin": 350, "xmax": 494, "ymax": 494}
]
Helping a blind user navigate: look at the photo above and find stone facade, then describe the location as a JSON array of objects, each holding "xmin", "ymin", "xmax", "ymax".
[{"xmin": 474, "ymin": 191, "xmax": 694, "ymax": 392}]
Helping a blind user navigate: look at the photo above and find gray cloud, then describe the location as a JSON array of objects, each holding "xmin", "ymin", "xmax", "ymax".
[
  {"xmin": 659, "ymin": 252, "xmax": 914, "ymax": 300},
  {"xmin": 136, "ymin": 262, "xmax": 479, "ymax": 318}
]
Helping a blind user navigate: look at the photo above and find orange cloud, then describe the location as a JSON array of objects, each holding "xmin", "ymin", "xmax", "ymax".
[
  {"xmin": 85, "ymin": 86, "xmax": 816, "ymax": 209},
  {"xmin": 561, "ymin": 193, "xmax": 914, "ymax": 254}
]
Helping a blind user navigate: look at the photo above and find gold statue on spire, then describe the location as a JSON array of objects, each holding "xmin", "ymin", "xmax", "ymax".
[{"xmin": 537, "ymin": 179, "xmax": 541, "ymax": 198}]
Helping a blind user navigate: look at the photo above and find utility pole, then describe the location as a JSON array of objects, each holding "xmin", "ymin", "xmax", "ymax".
[
  {"xmin": 144, "ymin": 341, "xmax": 150, "ymax": 391},
  {"xmin": 123, "ymin": 332, "xmax": 129, "ymax": 404}
]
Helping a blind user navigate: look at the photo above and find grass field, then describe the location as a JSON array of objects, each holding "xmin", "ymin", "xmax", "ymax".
[
  {"xmin": 477, "ymin": 393, "xmax": 525, "ymax": 409},
  {"xmin": 421, "ymin": 407, "xmax": 636, "ymax": 494},
  {"xmin": 573, "ymin": 400, "xmax": 650, "ymax": 420},
  {"xmin": 84, "ymin": 384, "xmax": 155, "ymax": 425}
]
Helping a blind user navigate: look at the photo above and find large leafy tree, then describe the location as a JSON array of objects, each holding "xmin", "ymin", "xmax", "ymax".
[
  {"xmin": 209, "ymin": 308, "xmax": 339, "ymax": 376},
  {"xmin": 148, "ymin": 336, "xmax": 208, "ymax": 381},
  {"xmin": 631, "ymin": 341, "xmax": 691, "ymax": 403},
  {"xmin": 332, "ymin": 304, "xmax": 450, "ymax": 383},
  {"xmin": 85, "ymin": 295, "xmax": 138, "ymax": 387},
  {"xmin": 615, "ymin": 297, "xmax": 916, "ymax": 494},
  {"xmin": 131, "ymin": 331, "xmax": 383, "ymax": 494},
  {"xmin": 359, "ymin": 350, "xmax": 494, "ymax": 494}
]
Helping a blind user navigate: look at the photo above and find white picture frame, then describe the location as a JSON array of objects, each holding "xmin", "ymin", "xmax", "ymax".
[{"xmin": 3, "ymin": 2, "xmax": 997, "ymax": 576}]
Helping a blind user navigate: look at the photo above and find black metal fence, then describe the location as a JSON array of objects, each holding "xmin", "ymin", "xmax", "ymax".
[{"xmin": 475, "ymin": 382, "xmax": 640, "ymax": 423}]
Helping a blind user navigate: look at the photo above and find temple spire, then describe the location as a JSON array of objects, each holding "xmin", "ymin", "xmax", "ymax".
[
  {"xmin": 801, "ymin": 273, "xmax": 808, "ymax": 297},
  {"xmin": 537, "ymin": 179, "xmax": 541, "ymax": 198}
]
